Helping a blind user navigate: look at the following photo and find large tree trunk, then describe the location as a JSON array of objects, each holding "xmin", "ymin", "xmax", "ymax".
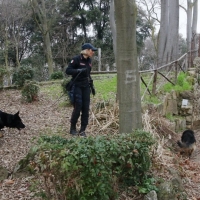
[
  {"xmin": 187, "ymin": 0, "xmax": 192, "ymax": 54},
  {"xmin": 187, "ymin": 0, "xmax": 198, "ymax": 68},
  {"xmin": 158, "ymin": 0, "xmax": 169, "ymax": 66},
  {"xmin": 158, "ymin": 0, "xmax": 179, "ymax": 65},
  {"xmin": 164, "ymin": 0, "xmax": 179, "ymax": 62},
  {"xmin": 191, "ymin": 0, "xmax": 198, "ymax": 58},
  {"xmin": 114, "ymin": 0, "xmax": 142, "ymax": 133},
  {"xmin": 156, "ymin": 0, "xmax": 179, "ymax": 94}
]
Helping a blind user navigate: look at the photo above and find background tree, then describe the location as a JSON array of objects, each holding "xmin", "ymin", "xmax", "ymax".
[
  {"xmin": 29, "ymin": 0, "xmax": 55, "ymax": 77},
  {"xmin": 178, "ymin": 0, "xmax": 198, "ymax": 67},
  {"xmin": 109, "ymin": 0, "xmax": 116, "ymax": 57},
  {"xmin": 158, "ymin": 0, "xmax": 179, "ymax": 66},
  {"xmin": 0, "ymin": 0, "xmax": 12, "ymax": 72},
  {"xmin": 0, "ymin": 0, "xmax": 30, "ymax": 84},
  {"xmin": 138, "ymin": 37, "xmax": 158, "ymax": 70},
  {"xmin": 191, "ymin": 0, "xmax": 198, "ymax": 58},
  {"xmin": 114, "ymin": 0, "xmax": 142, "ymax": 133}
]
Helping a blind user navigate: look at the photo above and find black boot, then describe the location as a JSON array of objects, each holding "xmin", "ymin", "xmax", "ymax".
[
  {"xmin": 79, "ymin": 126, "xmax": 87, "ymax": 137},
  {"xmin": 70, "ymin": 124, "xmax": 77, "ymax": 136}
]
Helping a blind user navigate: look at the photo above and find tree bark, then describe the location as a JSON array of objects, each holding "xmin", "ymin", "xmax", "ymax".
[{"xmin": 114, "ymin": 0, "xmax": 142, "ymax": 133}]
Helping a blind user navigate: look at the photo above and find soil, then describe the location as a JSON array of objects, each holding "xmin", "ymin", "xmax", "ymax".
[{"xmin": 0, "ymin": 88, "xmax": 200, "ymax": 199}]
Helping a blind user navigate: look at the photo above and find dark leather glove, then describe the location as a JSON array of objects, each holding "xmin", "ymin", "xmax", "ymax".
[
  {"xmin": 91, "ymin": 87, "xmax": 95, "ymax": 96},
  {"xmin": 77, "ymin": 68, "xmax": 87, "ymax": 73},
  {"xmin": 89, "ymin": 79, "xmax": 95, "ymax": 96}
]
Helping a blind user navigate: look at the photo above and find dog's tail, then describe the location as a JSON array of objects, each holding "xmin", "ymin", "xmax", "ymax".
[{"xmin": 177, "ymin": 140, "xmax": 196, "ymax": 148}]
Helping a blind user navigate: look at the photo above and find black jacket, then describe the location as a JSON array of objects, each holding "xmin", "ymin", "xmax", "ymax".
[{"xmin": 66, "ymin": 54, "xmax": 92, "ymax": 87}]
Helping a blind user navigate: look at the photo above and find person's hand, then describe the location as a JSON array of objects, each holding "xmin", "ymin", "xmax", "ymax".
[
  {"xmin": 89, "ymin": 79, "xmax": 93, "ymax": 85},
  {"xmin": 91, "ymin": 87, "xmax": 95, "ymax": 96},
  {"xmin": 89, "ymin": 79, "xmax": 95, "ymax": 95},
  {"xmin": 77, "ymin": 68, "xmax": 87, "ymax": 73}
]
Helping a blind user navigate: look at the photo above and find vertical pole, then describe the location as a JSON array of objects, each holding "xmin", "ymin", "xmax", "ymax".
[
  {"xmin": 98, "ymin": 48, "xmax": 101, "ymax": 71},
  {"xmin": 152, "ymin": 70, "xmax": 157, "ymax": 95},
  {"xmin": 199, "ymin": 34, "xmax": 200, "ymax": 57},
  {"xmin": 186, "ymin": 53, "xmax": 188, "ymax": 71},
  {"xmin": 174, "ymin": 61, "xmax": 178, "ymax": 84}
]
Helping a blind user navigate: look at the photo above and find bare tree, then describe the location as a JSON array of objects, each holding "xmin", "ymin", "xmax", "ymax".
[
  {"xmin": 137, "ymin": 0, "xmax": 160, "ymax": 55},
  {"xmin": 179, "ymin": 0, "xmax": 198, "ymax": 67},
  {"xmin": 114, "ymin": 0, "xmax": 142, "ymax": 133},
  {"xmin": 30, "ymin": 0, "xmax": 54, "ymax": 77},
  {"xmin": 10, "ymin": 1, "xmax": 31, "ymax": 68},
  {"xmin": 0, "ymin": 0, "xmax": 11, "ymax": 71}
]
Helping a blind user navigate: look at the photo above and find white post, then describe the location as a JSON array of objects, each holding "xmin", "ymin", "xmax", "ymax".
[
  {"xmin": 105, "ymin": 64, "xmax": 110, "ymax": 71},
  {"xmin": 98, "ymin": 48, "xmax": 101, "ymax": 71}
]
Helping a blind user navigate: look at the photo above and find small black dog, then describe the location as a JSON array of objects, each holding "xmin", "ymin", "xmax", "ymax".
[
  {"xmin": 0, "ymin": 110, "xmax": 25, "ymax": 130},
  {"xmin": 177, "ymin": 129, "xmax": 196, "ymax": 158}
]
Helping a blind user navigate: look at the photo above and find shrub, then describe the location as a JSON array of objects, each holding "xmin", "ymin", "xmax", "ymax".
[
  {"xmin": 61, "ymin": 78, "xmax": 70, "ymax": 95},
  {"xmin": 21, "ymin": 80, "xmax": 40, "ymax": 103},
  {"xmin": 50, "ymin": 71, "xmax": 64, "ymax": 80},
  {"xmin": 26, "ymin": 130, "xmax": 155, "ymax": 199},
  {"xmin": 13, "ymin": 65, "xmax": 34, "ymax": 87}
]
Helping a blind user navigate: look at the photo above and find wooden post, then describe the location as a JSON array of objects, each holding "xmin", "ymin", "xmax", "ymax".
[
  {"xmin": 174, "ymin": 61, "xmax": 178, "ymax": 84},
  {"xmin": 98, "ymin": 48, "xmax": 101, "ymax": 71},
  {"xmin": 152, "ymin": 70, "xmax": 157, "ymax": 95}
]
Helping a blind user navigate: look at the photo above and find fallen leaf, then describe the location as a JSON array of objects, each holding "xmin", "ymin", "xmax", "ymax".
[{"xmin": 5, "ymin": 179, "xmax": 14, "ymax": 185}]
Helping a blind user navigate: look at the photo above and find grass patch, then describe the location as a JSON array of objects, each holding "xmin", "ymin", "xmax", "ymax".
[
  {"xmin": 162, "ymin": 72, "xmax": 192, "ymax": 92},
  {"xmin": 143, "ymin": 95, "xmax": 161, "ymax": 105},
  {"xmin": 93, "ymin": 75, "xmax": 117, "ymax": 101},
  {"xmin": 165, "ymin": 113, "xmax": 175, "ymax": 122},
  {"xmin": 40, "ymin": 83, "xmax": 62, "ymax": 99}
]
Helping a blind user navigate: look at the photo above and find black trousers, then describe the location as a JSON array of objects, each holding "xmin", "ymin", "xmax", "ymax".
[{"xmin": 70, "ymin": 85, "xmax": 90, "ymax": 129}]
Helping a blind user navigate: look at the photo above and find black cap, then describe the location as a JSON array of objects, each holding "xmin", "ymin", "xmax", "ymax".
[{"xmin": 82, "ymin": 43, "xmax": 97, "ymax": 51}]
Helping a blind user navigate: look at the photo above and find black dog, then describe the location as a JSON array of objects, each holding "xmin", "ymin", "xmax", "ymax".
[
  {"xmin": 0, "ymin": 110, "xmax": 25, "ymax": 130},
  {"xmin": 177, "ymin": 129, "xmax": 196, "ymax": 158}
]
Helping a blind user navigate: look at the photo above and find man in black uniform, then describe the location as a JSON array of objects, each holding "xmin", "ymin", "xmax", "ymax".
[{"xmin": 66, "ymin": 43, "xmax": 97, "ymax": 136}]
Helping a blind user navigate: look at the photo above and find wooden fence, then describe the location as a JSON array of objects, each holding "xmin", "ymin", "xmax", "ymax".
[{"xmin": 91, "ymin": 49, "xmax": 199, "ymax": 101}]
